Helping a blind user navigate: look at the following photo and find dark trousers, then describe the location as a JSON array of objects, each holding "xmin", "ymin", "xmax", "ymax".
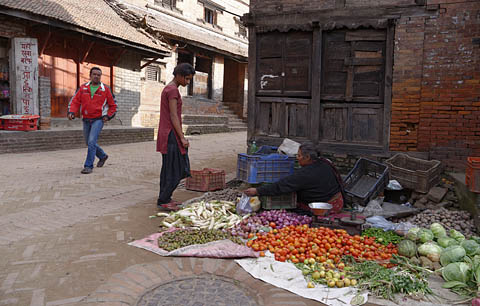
[{"xmin": 158, "ymin": 131, "xmax": 190, "ymax": 205}]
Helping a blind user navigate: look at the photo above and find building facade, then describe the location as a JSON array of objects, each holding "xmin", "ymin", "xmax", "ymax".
[
  {"xmin": 245, "ymin": 0, "xmax": 480, "ymax": 170},
  {"xmin": 109, "ymin": 0, "xmax": 249, "ymax": 128},
  {"xmin": 0, "ymin": 0, "xmax": 170, "ymax": 128}
]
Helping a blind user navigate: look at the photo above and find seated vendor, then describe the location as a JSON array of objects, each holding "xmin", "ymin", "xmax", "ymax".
[{"xmin": 244, "ymin": 142, "xmax": 344, "ymax": 214}]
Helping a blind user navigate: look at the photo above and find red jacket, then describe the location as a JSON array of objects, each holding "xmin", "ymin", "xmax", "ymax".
[{"xmin": 68, "ymin": 82, "xmax": 117, "ymax": 119}]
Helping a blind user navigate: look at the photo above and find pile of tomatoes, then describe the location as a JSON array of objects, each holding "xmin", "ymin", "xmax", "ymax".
[{"xmin": 246, "ymin": 224, "xmax": 398, "ymax": 266}]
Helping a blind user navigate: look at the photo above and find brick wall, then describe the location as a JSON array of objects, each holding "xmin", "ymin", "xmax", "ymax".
[
  {"xmin": 39, "ymin": 76, "xmax": 51, "ymax": 118},
  {"xmin": 0, "ymin": 128, "xmax": 154, "ymax": 154},
  {"xmin": 114, "ymin": 51, "xmax": 142, "ymax": 126},
  {"xmin": 418, "ymin": 0, "xmax": 480, "ymax": 169},
  {"xmin": 390, "ymin": 0, "xmax": 480, "ymax": 170}
]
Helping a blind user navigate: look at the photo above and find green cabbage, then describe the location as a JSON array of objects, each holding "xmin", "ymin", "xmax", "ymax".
[
  {"xmin": 471, "ymin": 236, "xmax": 480, "ymax": 245},
  {"xmin": 418, "ymin": 228, "xmax": 434, "ymax": 243},
  {"xmin": 407, "ymin": 227, "xmax": 421, "ymax": 242},
  {"xmin": 442, "ymin": 262, "xmax": 471, "ymax": 284},
  {"xmin": 449, "ymin": 229, "xmax": 466, "ymax": 243},
  {"xmin": 398, "ymin": 239, "xmax": 417, "ymax": 258},
  {"xmin": 418, "ymin": 242, "xmax": 442, "ymax": 262},
  {"xmin": 461, "ymin": 240, "xmax": 480, "ymax": 256},
  {"xmin": 440, "ymin": 245, "xmax": 466, "ymax": 267},
  {"xmin": 437, "ymin": 237, "xmax": 458, "ymax": 248},
  {"xmin": 430, "ymin": 223, "xmax": 447, "ymax": 239}
]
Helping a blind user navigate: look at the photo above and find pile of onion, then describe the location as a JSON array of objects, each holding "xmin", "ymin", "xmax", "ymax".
[{"xmin": 230, "ymin": 210, "xmax": 312, "ymax": 238}]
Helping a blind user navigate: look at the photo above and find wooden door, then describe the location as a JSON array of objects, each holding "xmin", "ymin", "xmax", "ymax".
[{"xmin": 319, "ymin": 28, "xmax": 388, "ymax": 147}]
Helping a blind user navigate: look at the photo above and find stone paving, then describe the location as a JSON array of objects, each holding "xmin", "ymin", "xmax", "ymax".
[{"xmin": 0, "ymin": 131, "xmax": 323, "ymax": 306}]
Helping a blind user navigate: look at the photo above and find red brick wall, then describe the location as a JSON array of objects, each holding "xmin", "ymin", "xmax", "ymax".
[{"xmin": 390, "ymin": 0, "xmax": 480, "ymax": 169}]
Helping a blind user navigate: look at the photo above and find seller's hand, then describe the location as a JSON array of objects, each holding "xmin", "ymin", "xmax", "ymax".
[
  {"xmin": 67, "ymin": 113, "xmax": 75, "ymax": 120},
  {"xmin": 102, "ymin": 116, "xmax": 109, "ymax": 122},
  {"xmin": 244, "ymin": 188, "xmax": 258, "ymax": 196},
  {"xmin": 181, "ymin": 137, "xmax": 189, "ymax": 148}
]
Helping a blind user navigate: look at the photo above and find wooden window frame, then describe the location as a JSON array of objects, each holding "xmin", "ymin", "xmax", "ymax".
[
  {"xmin": 145, "ymin": 64, "xmax": 164, "ymax": 84},
  {"xmin": 197, "ymin": 0, "xmax": 223, "ymax": 30},
  {"xmin": 154, "ymin": 0, "xmax": 182, "ymax": 14},
  {"xmin": 234, "ymin": 17, "xmax": 247, "ymax": 39}
]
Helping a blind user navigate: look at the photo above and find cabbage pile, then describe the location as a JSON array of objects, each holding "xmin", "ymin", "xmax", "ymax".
[{"xmin": 405, "ymin": 223, "xmax": 480, "ymax": 300}]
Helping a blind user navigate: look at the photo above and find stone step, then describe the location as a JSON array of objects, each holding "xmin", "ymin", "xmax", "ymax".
[
  {"xmin": 182, "ymin": 124, "xmax": 230, "ymax": 135},
  {"xmin": 181, "ymin": 114, "xmax": 228, "ymax": 125},
  {"xmin": 230, "ymin": 126, "xmax": 248, "ymax": 132}
]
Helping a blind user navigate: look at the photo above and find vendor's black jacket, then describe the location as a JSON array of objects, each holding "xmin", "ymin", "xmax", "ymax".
[{"xmin": 257, "ymin": 160, "xmax": 341, "ymax": 204}]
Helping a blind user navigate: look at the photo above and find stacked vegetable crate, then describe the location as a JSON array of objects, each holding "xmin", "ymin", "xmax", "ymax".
[
  {"xmin": 0, "ymin": 114, "xmax": 39, "ymax": 131},
  {"xmin": 385, "ymin": 153, "xmax": 441, "ymax": 193},
  {"xmin": 343, "ymin": 158, "xmax": 389, "ymax": 206},
  {"xmin": 185, "ymin": 168, "xmax": 225, "ymax": 192},
  {"xmin": 237, "ymin": 146, "xmax": 297, "ymax": 209}
]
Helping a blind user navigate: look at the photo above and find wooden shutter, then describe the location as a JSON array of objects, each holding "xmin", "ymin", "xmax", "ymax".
[
  {"xmin": 256, "ymin": 31, "xmax": 312, "ymax": 96},
  {"xmin": 320, "ymin": 28, "xmax": 387, "ymax": 147}
]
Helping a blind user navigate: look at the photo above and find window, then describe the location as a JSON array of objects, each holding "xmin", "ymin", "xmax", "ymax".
[
  {"xmin": 204, "ymin": 7, "xmax": 215, "ymax": 24},
  {"xmin": 234, "ymin": 17, "xmax": 247, "ymax": 38},
  {"xmin": 154, "ymin": 0, "xmax": 178, "ymax": 11},
  {"xmin": 145, "ymin": 65, "xmax": 163, "ymax": 83}
]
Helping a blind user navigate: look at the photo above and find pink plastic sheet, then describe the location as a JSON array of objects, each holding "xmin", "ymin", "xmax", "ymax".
[{"xmin": 128, "ymin": 229, "xmax": 258, "ymax": 258}]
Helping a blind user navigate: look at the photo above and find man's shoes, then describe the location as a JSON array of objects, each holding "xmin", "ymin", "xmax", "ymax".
[
  {"xmin": 97, "ymin": 155, "xmax": 108, "ymax": 167},
  {"xmin": 81, "ymin": 167, "xmax": 93, "ymax": 174},
  {"xmin": 157, "ymin": 201, "xmax": 183, "ymax": 211}
]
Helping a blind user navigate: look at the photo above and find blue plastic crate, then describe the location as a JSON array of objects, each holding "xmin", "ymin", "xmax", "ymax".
[
  {"xmin": 236, "ymin": 153, "xmax": 295, "ymax": 184},
  {"xmin": 254, "ymin": 145, "xmax": 278, "ymax": 155}
]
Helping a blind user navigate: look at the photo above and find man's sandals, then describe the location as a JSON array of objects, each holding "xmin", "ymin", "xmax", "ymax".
[{"xmin": 158, "ymin": 201, "xmax": 183, "ymax": 211}]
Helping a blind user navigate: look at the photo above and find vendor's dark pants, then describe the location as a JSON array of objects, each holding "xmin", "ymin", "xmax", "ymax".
[{"xmin": 158, "ymin": 131, "xmax": 190, "ymax": 206}]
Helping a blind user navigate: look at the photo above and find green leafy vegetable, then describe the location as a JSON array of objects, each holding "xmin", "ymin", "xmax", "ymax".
[
  {"xmin": 449, "ymin": 229, "xmax": 466, "ymax": 243},
  {"xmin": 418, "ymin": 242, "xmax": 442, "ymax": 262},
  {"xmin": 430, "ymin": 223, "xmax": 447, "ymax": 239},
  {"xmin": 461, "ymin": 240, "xmax": 480, "ymax": 257},
  {"xmin": 398, "ymin": 240, "xmax": 417, "ymax": 258},
  {"xmin": 442, "ymin": 262, "xmax": 471, "ymax": 284},
  {"xmin": 406, "ymin": 227, "xmax": 421, "ymax": 242},
  {"xmin": 418, "ymin": 228, "xmax": 434, "ymax": 243},
  {"xmin": 438, "ymin": 237, "xmax": 458, "ymax": 248},
  {"xmin": 361, "ymin": 227, "xmax": 403, "ymax": 246},
  {"xmin": 440, "ymin": 245, "xmax": 466, "ymax": 267}
]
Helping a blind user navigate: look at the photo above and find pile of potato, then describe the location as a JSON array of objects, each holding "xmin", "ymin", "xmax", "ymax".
[{"xmin": 403, "ymin": 207, "xmax": 476, "ymax": 238}]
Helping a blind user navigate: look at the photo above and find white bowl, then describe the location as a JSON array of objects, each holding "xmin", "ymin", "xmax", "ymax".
[{"xmin": 308, "ymin": 202, "xmax": 332, "ymax": 216}]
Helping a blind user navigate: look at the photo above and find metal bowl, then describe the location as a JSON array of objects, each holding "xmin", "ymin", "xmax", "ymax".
[{"xmin": 308, "ymin": 202, "xmax": 332, "ymax": 216}]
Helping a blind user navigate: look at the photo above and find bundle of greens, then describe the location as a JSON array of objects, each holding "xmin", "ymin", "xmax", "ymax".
[{"xmin": 342, "ymin": 255, "xmax": 433, "ymax": 302}]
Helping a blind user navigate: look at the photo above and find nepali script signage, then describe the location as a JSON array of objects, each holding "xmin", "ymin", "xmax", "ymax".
[{"xmin": 11, "ymin": 38, "xmax": 39, "ymax": 115}]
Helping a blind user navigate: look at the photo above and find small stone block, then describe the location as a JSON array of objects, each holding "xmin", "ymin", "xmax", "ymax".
[{"xmin": 427, "ymin": 186, "xmax": 448, "ymax": 203}]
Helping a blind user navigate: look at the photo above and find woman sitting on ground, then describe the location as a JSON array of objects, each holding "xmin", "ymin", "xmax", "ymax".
[{"xmin": 244, "ymin": 142, "xmax": 344, "ymax": 214}]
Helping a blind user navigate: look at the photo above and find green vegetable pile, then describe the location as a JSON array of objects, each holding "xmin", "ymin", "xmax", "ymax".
[
  {"xmin": 157, "ymin": 228, "xmax": 243, "ymax": 251},
  {"xmin": 362, "ymin": 227, "xmax": 403, "ymax": 246},
  {"xmin": 343, "ymin": 255, "xmax": 433, "ymax": 302}
]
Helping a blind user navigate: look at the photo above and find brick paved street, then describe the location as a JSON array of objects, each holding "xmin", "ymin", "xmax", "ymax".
[{"xmin": 0, "ymin": 131, "xmax": 321, "ymax": 306}]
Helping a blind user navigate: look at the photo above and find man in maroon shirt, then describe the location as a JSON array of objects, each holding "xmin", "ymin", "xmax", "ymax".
[{"xmin": 156, "ymin": 63, "xmax": 195, "ymax": 210}]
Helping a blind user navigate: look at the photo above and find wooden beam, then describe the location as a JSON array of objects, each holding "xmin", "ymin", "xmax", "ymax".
[
  {"xmin": 113, "ymin": 48, "xmax": 126, "ymax": 66},
  {"xmin": 140, "ymin": 57, "xmax": 160, "ymax": 69},
  {"xmin": 81, "ymin": 41, "xmax": 94, "ymax": 63},
  {"xmin": 39, "ymin": 31, "xmax": 51, "ymax": 56},
  {"xmin": 310, "ymin": 24, "xmax": 322, "ymax": 142},
  {"xmin": 247, "ymin": 26, "xmax": 257, "ymax": 142}
]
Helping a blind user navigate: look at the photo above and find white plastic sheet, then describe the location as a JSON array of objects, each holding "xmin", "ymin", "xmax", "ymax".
[{"xmin": 235, "ymin": 253, "xmax": 368, "ymax": 306}]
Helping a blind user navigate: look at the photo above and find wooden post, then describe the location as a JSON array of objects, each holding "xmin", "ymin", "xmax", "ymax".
[
  {"xmin": 247, "ymin": 26, "xmax": 256, "ymax": 143},
  {"xmin": 310, "ymin": 23, "xmax": 322, "ymax": 142},
  {"xmin": 383, "ymin": 20, "xmax": 394, "ymax": 152}
]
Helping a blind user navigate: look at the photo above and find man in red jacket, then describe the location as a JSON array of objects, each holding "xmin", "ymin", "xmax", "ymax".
[{"xmin": 67, "ymin": 67, "xmax": 117, "ymax": 174}]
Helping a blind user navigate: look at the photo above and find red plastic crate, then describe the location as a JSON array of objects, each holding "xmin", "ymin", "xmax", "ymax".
[
  {"xmin": 0, "ymin": 115, "xmax": 39, "ymax": 131},
  {"xmin": 466, "ymin": 157, "xmax": 480, "ymax": 193},
  {"xmin": 186, "ymin": 168, "xmax": 226, "ymax": 192}
]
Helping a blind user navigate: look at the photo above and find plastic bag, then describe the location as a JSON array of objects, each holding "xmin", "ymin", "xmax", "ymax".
[
  {"xmin": 362, "ymin": 197, "xmax": 384, "ymax": 217},
  {"xmin": 386, "ymin": 180, "xmax": 403, "ymax": 190},
  {"xmin": 236, "ymin": 194, "xmax": 252, "ymax": 215},
  {"xmin": 394, "ymin": 222, "xmax": 416, "ymax": 236},
  {"xmin": 278, "ymin": 138, "xmax": 300, "ymax": 157},
  {"xmin": 365, "ymin": 216, "xmax": 396, "ymax": 231}
]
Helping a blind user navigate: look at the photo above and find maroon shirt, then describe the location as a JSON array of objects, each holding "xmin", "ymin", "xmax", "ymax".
[{"xmin": 156, "ymin": 84, "xmax": 186, "ymax": 155}]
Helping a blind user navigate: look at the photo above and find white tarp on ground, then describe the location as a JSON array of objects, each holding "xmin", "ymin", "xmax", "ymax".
[{"xmin": 235, "ymin": 254, "xmax": 368, "ymax": 306}]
